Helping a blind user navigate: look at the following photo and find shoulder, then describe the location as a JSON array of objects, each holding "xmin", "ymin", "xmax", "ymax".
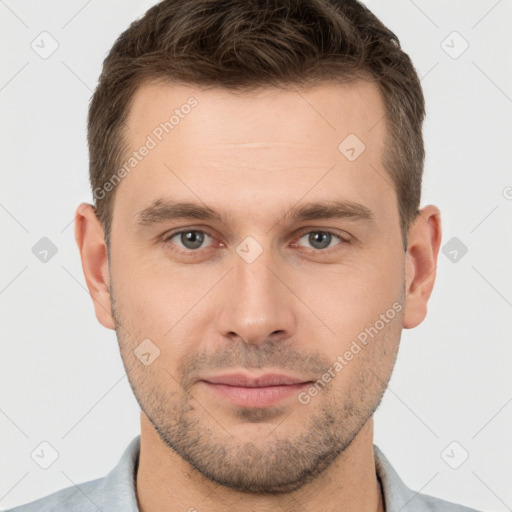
[
  {"xmin": 4, "ymin": 435, "xmax": 141, "ymax": 512},
  {"xmin": 373, "ymin": 444, "xmax": 483, "ymax": 512},
  {"xmin": 3, "ymin": 477, "xmax": 105, "ymax": 512},
  {"xmin": 410, "ymin": 490, "xmax": 482, "ymax": 511}
]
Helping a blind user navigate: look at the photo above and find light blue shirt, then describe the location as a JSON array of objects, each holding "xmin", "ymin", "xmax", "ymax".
[{"xmin": 5, "ymin": 435, "xmax": 482, "ymax": 511}]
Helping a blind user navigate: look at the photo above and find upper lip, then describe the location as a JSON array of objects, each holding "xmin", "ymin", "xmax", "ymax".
[{"xmin": 202, "ymin": 372, "xmax": 311, "ymax": 388}]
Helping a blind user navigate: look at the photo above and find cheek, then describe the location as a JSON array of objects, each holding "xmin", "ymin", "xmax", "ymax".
[
  {"xmin": 110, "ymin": 241, "xmax": 178, "ymax": 319},
  {"xmin": 110, "ymin": 249, "xmax": 218, "ymax": 370},
  {"xmin": 292, "ymin": 251, "xmax": 403, "ymax": 344}
]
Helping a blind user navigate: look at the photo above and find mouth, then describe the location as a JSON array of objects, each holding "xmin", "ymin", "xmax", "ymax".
[{"xmin": 199, "ymin": 372, "xmax": 313, "ymax": 408}]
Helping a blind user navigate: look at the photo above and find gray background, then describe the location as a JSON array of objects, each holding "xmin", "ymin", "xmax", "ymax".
[{"xmin": 1, "ymin": 0, "xmax": 511, "ymax": 510}]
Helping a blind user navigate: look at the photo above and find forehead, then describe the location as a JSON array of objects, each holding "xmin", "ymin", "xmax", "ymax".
[
  {"xmin": 125, "ymin": 79, "xmax": 386, "ymax": 149},
  {"xmin": 113, "ymin": 80, "xmax": 395, "ymax": 232}
]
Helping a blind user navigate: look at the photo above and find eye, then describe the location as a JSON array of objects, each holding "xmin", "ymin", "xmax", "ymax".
[
  {"xmin": 292, "ymin": 230, "xmax": 349, "ymax": 251},
  {"xmin": 161, "ymin": 228, "xmax": 350, "ymax": 256},
  {"xmin": 163, "ymin": 230, "xmax": 215, "ymax": 252}
]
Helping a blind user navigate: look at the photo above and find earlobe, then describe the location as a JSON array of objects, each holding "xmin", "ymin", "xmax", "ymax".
[
  {"xmin": 402, "ymin": 205, "xmax": 442, "ymax": 329},
  {"xmin": 74, "ymin": 203, "xmax": 115, "ymax": 330}
]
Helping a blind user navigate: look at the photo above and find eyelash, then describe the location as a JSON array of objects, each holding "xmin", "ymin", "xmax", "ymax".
[{"xmin": 161, "ymin": 228, "xmax": 351, "ymax": 256}]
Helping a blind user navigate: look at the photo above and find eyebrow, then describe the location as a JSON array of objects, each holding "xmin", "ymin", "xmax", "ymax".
[{"xmin": 135, "ymin": 198, "xmax": 376, "ymax": 227}]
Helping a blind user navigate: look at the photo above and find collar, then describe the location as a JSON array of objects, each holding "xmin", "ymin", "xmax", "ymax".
[{"xmin": 101, "ymin": 435, "xmax": 422, "ymax": 512}]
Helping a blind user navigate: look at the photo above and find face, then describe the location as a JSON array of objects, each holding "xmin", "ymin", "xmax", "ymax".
[{"xmin": 106, "ymin": 81, "xmax": 407, "ymax": 493}]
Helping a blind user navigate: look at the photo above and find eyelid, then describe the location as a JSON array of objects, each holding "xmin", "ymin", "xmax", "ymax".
[
  {"xmin": 291, "ymin": 228, "xmax": 351, "ymax": 251},
  {"xmin": 162, "ymin": 228, "xmax": 216, "ymax": 248},
  {"xmin": 293, "ymin": 226, "xmax": 351, "ymax": 241}
]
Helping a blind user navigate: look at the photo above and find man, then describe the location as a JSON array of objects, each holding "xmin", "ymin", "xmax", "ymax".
[{"xmin": 7, "ymin": 0, "xmax": 482, "ymax": 511}]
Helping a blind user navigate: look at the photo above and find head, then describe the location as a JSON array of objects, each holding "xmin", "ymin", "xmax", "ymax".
[{"xmin": 76, "ymin": 0, "xmax": 441, "ymax": 495}]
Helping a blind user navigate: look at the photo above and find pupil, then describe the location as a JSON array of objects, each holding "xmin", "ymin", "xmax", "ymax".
[
  {"xmin": 182, "ymin": 231, "xmax": 203, "ymax": 249},
  {"xmin": 310, "ymin": 232, "xmax": 330, "ymax": 249}
]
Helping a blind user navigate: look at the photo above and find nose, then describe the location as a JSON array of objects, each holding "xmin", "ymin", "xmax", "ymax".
[{"xmin": 215, "ymin": 241, "xmax": 297, "ymax": 347}]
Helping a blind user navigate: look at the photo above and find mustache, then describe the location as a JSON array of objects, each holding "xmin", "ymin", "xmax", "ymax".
[{"xmin": 177, "ymin": 340, "xmax": 333, "ymax": 389}]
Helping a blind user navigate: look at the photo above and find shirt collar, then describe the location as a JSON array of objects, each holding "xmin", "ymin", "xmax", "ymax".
[
  {"xmin": 374, "ymin": 444, "xmax": 419, "ymax": 511},
  {"xmin": 100, "ymin": 435, "xmax": 140, "ymax": 512},
  {"xmin": 103, "ymin": 435, "xmax": 416, "ymax": 512}
]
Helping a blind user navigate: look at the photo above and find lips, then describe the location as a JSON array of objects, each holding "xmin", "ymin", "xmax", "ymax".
[
  {"xmin": 199, "ymin": 372, "xmax": 313, "ymax": 408},
  {"xmin": 203, "ymin": 373, "xmax": 309, "ymax": 387}
]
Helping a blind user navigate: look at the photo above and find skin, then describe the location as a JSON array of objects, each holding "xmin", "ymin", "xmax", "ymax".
[{"xmin": 75, "ymin": 80, "xmax": 441, "ymax": 512}]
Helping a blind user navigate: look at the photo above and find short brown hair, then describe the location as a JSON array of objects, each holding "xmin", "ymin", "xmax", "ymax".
[{"xmin": 88, "ymin": 0, "xmax": 424, "ymax": 251}]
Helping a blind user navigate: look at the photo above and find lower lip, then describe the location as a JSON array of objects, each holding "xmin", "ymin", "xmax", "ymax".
[{"xmin": 201, "ymin": 381, "xmax": 311, "ymax": 408}]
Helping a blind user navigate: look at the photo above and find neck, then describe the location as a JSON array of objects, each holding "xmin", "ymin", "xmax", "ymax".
[{"xmin": 135, "ymin": 413, "xmax": 384, "ymax": 512}]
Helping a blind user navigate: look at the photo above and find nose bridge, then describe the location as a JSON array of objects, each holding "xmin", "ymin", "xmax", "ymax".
[{"xmin": 215, "ymin": 237, "xmax": 296, "ymax": 346}]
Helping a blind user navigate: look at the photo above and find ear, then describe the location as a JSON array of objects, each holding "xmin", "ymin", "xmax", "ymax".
[
  {"xmin": 74, "ymin": 203, "xmax": 115, "ymax": 330},
  {"xmin": 403, "ymin": 205, "xmax": 442, "ymax": 329}
]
